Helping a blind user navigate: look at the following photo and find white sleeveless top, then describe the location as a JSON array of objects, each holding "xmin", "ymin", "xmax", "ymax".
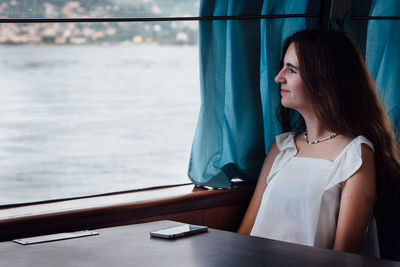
[{"xmin": 250, "ymin": 132, "xmax": 380, "ymax": 256}]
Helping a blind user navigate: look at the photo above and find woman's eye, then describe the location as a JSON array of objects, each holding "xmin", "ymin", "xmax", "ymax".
[{"xmin": 289, "ymin": 68, "xmax": 297, "ymax": 74}]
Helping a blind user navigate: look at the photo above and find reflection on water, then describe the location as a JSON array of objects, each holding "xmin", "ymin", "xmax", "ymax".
[{"xmin": 0, "ymin": 44, "xmax": 200, "ymax": 205}]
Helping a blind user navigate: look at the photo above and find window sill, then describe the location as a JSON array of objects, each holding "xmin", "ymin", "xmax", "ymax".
[{"xmin": 0, "ymin": 182, "xmax": 255, "ymax": 241}]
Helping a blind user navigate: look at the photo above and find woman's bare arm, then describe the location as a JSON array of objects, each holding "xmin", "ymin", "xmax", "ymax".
[
  {"xmin": 237, "ymin": 142, "xmax": 280, "ymax": 234},
  {"xmin": 333, "ymin": 144, "xmax": 376, "ymax": 253}
]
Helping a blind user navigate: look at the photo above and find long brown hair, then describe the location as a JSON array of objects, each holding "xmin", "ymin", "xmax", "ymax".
[{"xmin": 278, "ymin": 29, "xmax": 400, "ymax": 216}]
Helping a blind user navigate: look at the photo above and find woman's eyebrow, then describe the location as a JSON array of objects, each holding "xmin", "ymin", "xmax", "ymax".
[{"xmin": 286, "ymin": 63, "xmax": 299, "ymax": 70}]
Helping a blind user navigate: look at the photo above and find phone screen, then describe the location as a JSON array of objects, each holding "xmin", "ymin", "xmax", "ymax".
[{"xmin": 150, "ymin": 224, "xmax": 208, "ymax": 239}]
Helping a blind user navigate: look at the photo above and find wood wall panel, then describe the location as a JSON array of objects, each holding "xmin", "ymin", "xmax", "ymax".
[{"xmin": 115, "ymin": 205, "xmax": 249, "ymax": 232}]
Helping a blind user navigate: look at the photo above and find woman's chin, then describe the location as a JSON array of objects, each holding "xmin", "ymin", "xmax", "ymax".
[{"xmin": 281, "ymin": 100, "xmax": 292, "ymax": 109}]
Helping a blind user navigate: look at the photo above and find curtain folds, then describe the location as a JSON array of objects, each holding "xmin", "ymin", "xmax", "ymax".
[
  {"xmin": 188, "ymin": 1, "xmax": 265, "ymax": 188},
  {"xmin": 365, "ymin": 0, "xmax": 400, "ymax": 138},
  {"xmin": 188, "ymin": 0, "xmax": 319, "ymax": 188}
]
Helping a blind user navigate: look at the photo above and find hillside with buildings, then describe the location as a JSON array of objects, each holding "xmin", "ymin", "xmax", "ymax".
[{"xmin": 0, "ymin": 0, "xmax": 199, "ymax": 45}]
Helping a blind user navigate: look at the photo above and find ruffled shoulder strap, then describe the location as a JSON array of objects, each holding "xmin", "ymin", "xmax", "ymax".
[
  {"xmin": 275, "ymin": 131, "xmax": 297, "ymax": 151},
  {"xmin": 267, "ymin": 132, "xmax": 298, "ymax": 184},
  {"xmin": 324, "ymin": 135, "xmax": 374, "ymax": 190}
]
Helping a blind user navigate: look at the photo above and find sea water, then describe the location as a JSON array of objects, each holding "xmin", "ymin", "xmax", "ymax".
[{"xmin": 0, "ymin": 44, "xmax": 200, "ymax": 205}]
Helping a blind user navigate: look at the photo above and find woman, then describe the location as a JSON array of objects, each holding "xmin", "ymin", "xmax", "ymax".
[{"xmin": 238, "ymin": 29, "xmax": 400, "ymax": 255}]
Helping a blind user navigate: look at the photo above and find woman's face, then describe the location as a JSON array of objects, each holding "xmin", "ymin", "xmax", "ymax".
[{"xmin": 275, "ymin": 43, "xmax": 312, "ymax": 112}]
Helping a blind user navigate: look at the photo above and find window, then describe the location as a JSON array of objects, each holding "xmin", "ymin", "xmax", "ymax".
[{"xmin": 0, "ymin": 0, "xmax": 200, "ymax": 205}]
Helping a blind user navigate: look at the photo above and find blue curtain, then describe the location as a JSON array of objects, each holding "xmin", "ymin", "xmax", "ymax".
[
  {"xmin": 188, "ymin": 0, "xmax": 320, "ymax": 188},
  {"xmin": 365, "ymin": 0, "xmax": 400, "ymax": 138}
]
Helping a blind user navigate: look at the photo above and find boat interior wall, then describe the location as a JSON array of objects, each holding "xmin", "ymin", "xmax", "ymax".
[{"xmin": 0, "ymin": 183, "xmax": 255, "ymax": 242}]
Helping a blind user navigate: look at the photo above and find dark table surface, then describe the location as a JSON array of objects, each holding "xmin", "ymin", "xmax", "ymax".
[{"xmin": 1, "ymin": 220, "xmax": 399, "ymax": 267}]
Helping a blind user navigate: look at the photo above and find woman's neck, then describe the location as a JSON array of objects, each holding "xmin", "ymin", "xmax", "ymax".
[{"xmin": 300, "ymin": 111, "xmax": 336, "ymax": 140}]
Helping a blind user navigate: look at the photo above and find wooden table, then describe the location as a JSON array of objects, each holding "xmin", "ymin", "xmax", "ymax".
[{"xmin": 1, "ymin": 220, "xmax": 399, "ymax": 266}]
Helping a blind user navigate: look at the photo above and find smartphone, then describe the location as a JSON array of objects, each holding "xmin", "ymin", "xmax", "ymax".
[{"xmin": 150, "ymin": 224, "xmax": 208, "ymax": 239}]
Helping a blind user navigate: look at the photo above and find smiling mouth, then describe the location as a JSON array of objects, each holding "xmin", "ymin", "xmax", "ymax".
[{"xmin": 280, "ymin": 89, "xmax": 290, "ymax": 93}]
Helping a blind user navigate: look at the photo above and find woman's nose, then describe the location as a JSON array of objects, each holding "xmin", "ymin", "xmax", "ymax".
[{"xmin": 274, "ymin": 69, "xmax": 285, "ymax": 84}]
